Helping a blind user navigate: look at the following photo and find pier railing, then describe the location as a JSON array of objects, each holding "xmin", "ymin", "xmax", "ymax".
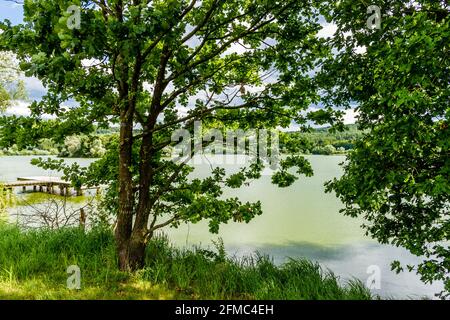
[{"xmin": 2, "ymin": 176, "xmax": 96, "ymax": 196}]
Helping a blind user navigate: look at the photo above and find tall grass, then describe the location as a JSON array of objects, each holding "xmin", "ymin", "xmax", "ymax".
[
  {"xmin": 0, "ymin": 184, "xmax": 15, "ymax": 223},
  {"xmin": 0, "ymin": 225, "xmax": 373, "ymax": 300},
  {"xmin": 0, "ymin": 225, "xmax": 118, "ymax": 284}
]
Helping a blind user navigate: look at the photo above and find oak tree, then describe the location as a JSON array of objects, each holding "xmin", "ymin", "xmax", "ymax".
[{"xmin": 1, "ymin": 0, "xmax": 334, "ymax": 270}]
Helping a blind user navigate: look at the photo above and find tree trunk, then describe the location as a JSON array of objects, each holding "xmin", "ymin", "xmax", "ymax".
[
  {"xmin": 116, "ymin": 109, "xmax": 136, "ymax": 271},
  {"xmin": 121, "ymin": 233, "xmax": 147, "ymax": 271},
  {"xmin": 115, "ymin": 47, "xmax": 164, "ymax": 271},
  {"xmin": 125, "ymin": 133, "xmax": 155, "ymax": 270}
]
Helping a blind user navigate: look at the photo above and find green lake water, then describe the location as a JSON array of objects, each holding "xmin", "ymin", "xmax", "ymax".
[{"xmin": 0, "ymin": 155, "xmax": 444, "ymax": 299}]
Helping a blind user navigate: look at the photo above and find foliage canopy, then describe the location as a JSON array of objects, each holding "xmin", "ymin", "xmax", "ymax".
[{"xmin": 321, "ymin": 0, "xmax": 450, "ymax": 297}]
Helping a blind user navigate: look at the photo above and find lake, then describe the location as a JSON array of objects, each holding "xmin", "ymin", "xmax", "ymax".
[{"xmin": 0, "ymin": 155, "xmax": 443, "ymax": 299}]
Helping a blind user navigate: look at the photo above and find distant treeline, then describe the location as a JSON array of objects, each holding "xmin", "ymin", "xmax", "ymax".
[
  {"xmin": 280, "ymin": 124, "xmax": 365, "ymax": 155},
  {"xmin": 0, "ymin": 115, "xmax": 363, "ymax": 157},
  {"xmin": 0, "ymin": 115, "xmax": 118, "ymax": 158},
  {"xmin": 0, "ymin": 134, "xmax": 115, "ymax": 158}
]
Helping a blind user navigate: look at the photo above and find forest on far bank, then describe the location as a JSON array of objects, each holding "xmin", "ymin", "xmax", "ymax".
[{"xmin": 0, "ymin": 114, "xmax": 363, "ymax": 158}]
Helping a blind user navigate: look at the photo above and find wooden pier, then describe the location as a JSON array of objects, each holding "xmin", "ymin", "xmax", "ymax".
[{"xmin": 2, "ymin": 176, "xmax": 84, "ymax": 196}]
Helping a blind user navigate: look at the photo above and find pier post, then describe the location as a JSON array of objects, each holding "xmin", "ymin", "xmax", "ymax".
[
  {"xmin": 79, "ymin": 208, "xmax": 86, "ymax": 231},
  {"xmin": 59, "ymin": 185, "xmax": 65, "ymax": 196}
]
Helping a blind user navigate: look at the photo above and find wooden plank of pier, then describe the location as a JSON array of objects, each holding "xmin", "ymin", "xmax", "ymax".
[
  {"xmin": 3, "ymin": 176, "xmax": 81, "ymax": 196},
  {"xmin": 2, "ymin": 176, "xmax": 103, "ymax": 196},
  {"xmin": 16, "ymin": 176, "xmax": 71, "ymax": 185}
]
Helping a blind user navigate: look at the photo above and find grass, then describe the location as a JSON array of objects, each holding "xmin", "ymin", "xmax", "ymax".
[
  {"xmin": 0, "ymin": 224, "xmax": 373, "ymax": 300},
  {"xmin": 14, "ymin": 192, "xmax": 89, "ymax": 206}
]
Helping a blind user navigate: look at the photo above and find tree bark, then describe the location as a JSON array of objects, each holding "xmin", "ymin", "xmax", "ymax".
[
  {"xmin": 126, "ymin": 233, "xmax": 147, "ymax": 270},
  {"xmin": 128, "ymin": 133, "xmax": 154, "ymax": 269},
  {"xmin": 116, "ymin": 107, "xmax": 136, "ymax": 271}
]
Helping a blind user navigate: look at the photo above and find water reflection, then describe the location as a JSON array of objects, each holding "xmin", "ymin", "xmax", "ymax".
[
  {"xmin": 223, "ymin": 241, "xmax": 443, "ymax": 299},
  {"xmin": 1, "ymin": 155, "xmax": 444, "ymax": 299}
]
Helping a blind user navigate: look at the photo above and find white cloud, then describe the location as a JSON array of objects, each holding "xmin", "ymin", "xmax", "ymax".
[
  {"xmin": 20, "ymin": 75, "xmax": 45, "ymax": 92},
  {"xmin": 281, "ymin": 106, "xmax": 358, "ymax": 132},
  {"xmin": 143, "ymin": 81, "xmax": 154, "ymax": 93},
  {"xmin": 223, "ymin": 42, "xmax": 251, "ymax": 55},
  {"xmin": 343, "ymin": 108, "xmax": 358, "ymax": 124},
  {"xmin": 317, "ymin": 23, "xmax": 337, "ymax": 39},
  {"xmin": 355, "ymin": 46, "xmax": 367, "ymax": 54},
  {"xmin": 4, "ymin": 100, "xmax": 31, "ymax": 117},
  {"xmin": 81, "ymin": 58, "xmax": 102, "ymax": 68},
  {"xmin": 4, "ymin": 100, "xmax": 59, "ymax": 119}
]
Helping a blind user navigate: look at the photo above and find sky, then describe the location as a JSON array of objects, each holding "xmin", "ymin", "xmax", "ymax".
[
  {"xmin": 0, "ymin": 0, "xmax": 355, "ymax": 125},
  {"xmin": 0, "ymin": 1, "xmax": 23, "ymax": 25}
]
